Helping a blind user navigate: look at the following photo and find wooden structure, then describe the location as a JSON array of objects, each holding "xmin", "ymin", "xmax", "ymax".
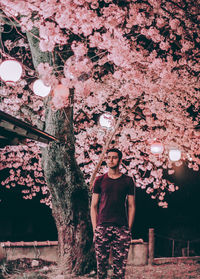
[
  {"xmin": 0, "ymin": 110, "xmax": 59, "ymax": 148},
  {"xmin": 148, "ymin": 228, "xmax": 155, "ymax": 265}
]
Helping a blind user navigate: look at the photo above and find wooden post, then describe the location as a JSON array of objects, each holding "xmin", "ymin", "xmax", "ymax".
[
  {"xmin": 172, "ymin": 240, "xmax": 175, "ymax": 257},
  {"xmin": 148, "ymin": 228, "xmax": 154, "ymax": 265},
  {"xmin": 187, "ymin": 241, "xmax": 190, "ymax": 257}
]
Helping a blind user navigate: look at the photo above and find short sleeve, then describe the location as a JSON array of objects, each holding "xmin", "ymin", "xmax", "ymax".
[
  {"xmin": 92, "ymin": 175, "xmax": 103, "ymax": 194},
  {"xmin": 127, "ymin": 176, "xmax": 135, "ymax": 195}
]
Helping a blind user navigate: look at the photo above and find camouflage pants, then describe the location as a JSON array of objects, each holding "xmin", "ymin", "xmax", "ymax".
[{"xmin": 94, "ymin": 225, "xmax": 131, "ymax": 279}]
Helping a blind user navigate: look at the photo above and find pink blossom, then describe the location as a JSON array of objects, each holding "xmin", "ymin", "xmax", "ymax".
[
  {"xmin": 148, "ymin": 0, "xmax": 161, "ymax": 9},
  {"xmin": 90, "ymin": 1, "xmax": 99, "ymax": 9},
  {"xmin": 146, "ymin": 187, "xmax": 154, "ymax": 194},
  {"xmin": 169, "ymin": 19, "xmax": 180, "ymax": 30},
  {"xmin": 158, "ymin": 195, "xmax": 164, "ymax": 201},
  {"xmin": 2, "ymin": 0, "xmax": 30, "ymax": 17},
  {"xmin": 159, "ymin": 41, "xmax": 170, "ymax": 51},
  {"xmin": 39, "ymin": 39, "xmax": 55, "ymax": 52},
  {"xmin": 1, "ymin": 0, "xmax": 200, "ymax": 209},
  {"xmin": 158, "ymin": 201, "xmax": 168, "ymax": 208},
  {"xmin": 71, "ymin": 42, "xmax": 88, "ymax": 57},
  {"xmin": 136, "ymin": 13, "xmax": 146, "ymax": 26},
  {"xmin": 89, "ymin": 32, "xmax": 103, "ymax": 48},
  {"xmin": 20, "ymin": 17, "xmax": 33, "ymax": 31},
  {"xmin": 40, "ymin": 22, "xmax": 57, "ymax": 40},
  {"xmin": 169, "ymin": 184, "xmax": 175, "ymax": 192},
  {"xmin": 37, "ymin": 63, "xmax": 53, "ymax": 77},
  {"xmin": 181, "ymin": 41, "xmax": 194, "ymax": 52},
  {"xmin": 51, "ymin": 84, "xmax": 70, "ymax": 110},
  {"xmin": 193, "ymin": 164, "xmax": 199, "ymax": 171},
  {"xmin": 156, "ymin": 17, "xmax": 166, "ymax": 28},
  {"xmin": 73, "ymin": 0, "xmax": 85, "ymax": 5},
  {"xmin": 39, "ymin": 0, "xmax": 57, "ymax": 19},
  {"xmin": 147, "ymin": 27, "xmax": 163, "ymax": 43},
  {"xmin": 168, "ymin": 169, "xmax": 175, "ymax": 175},
  {"xmin": 113, "ymin": 71, "xmax": 122, "ymax": 80}
]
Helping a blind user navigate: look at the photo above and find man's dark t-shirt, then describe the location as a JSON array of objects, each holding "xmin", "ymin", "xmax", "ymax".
[{"xmin": 93, "ymin": 173, "xmax": 135, "ymax": 227}]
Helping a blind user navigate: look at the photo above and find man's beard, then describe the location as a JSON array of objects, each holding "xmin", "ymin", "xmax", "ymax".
[{"xmin": 109, "ymin": 162, "xmax": 120, "ymax": 169}]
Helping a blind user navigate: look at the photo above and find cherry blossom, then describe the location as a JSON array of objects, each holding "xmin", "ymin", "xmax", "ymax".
[{"xmin": 0, "ymin": 0, "xmax": 199, "ymax": 208}]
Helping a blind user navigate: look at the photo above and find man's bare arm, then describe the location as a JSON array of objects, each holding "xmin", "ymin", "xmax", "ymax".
[
  {"xmin": 127, "ymin": 195, "xmax": 135, "ymax": 231},
  {"xmin": 90, "ymin": 193, "xmax": 100, "ymax": 232}
]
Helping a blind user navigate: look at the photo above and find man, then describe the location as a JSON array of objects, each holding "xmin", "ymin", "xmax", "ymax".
[{"xmin": 90, "ymin": 148, "xmax": 135, "ymax": 279}]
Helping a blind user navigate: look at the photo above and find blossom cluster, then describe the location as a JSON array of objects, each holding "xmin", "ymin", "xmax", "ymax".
[{"xmin": 0, "ymin": 0, "xmax": 200, "ymax": 207}]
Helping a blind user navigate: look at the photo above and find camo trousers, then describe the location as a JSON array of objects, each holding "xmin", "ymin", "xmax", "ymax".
[{"xmin": 94, "ymin": 225, "xmax": 131, "ymax": 279}]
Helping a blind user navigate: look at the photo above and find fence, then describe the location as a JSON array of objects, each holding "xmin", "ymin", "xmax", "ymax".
[
  {"xmin": 1, "ymin": 229, "xmax": 200, "ymax": 265},
  {"xmin": 0, "ymin": 241, "xmax": 58, "ymax": 262},
  {"xmin": 1, "ymin": 239, "xmax": 151, "ymax": 266},
  {"xmin": 154, "ymin": 233, "xmax": 200, "ymax": 258}
]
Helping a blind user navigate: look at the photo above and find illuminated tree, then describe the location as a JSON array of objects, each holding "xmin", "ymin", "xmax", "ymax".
[{"xmin": 0, "ymin": 0, "xmax": 200, "ymax": 275}]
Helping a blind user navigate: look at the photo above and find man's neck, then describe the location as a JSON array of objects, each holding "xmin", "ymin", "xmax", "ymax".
[{"xmin": 108, "ymin": 168, "xmax": 122, "ymax": 179}]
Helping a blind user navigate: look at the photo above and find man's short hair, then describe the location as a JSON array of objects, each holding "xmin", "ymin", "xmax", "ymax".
[{"xmin": 107, "ymin": 148, "xmax": 122, "ymax": 160}]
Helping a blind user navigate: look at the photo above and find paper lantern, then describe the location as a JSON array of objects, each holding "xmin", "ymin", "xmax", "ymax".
[
  {"xmin": 0, "ymin": 60, "xmax": 22, "ymax": 82},
  {"xmin": 33, "ymin": 79, "xmax": 51, "ymax": 97},
  {"xmin": 99, "ymin": 113, "xmax": 115, "ymax": 129},
  {"xmin": 150, "ymin": 142, "xmax": 164, "ymax": 154},
  {"xmin": 169, "ymin": 149, "xmax": 181, "ymax": 161}
]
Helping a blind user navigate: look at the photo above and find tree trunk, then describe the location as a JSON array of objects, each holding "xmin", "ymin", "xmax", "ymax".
[
  {"xmin": 27, "ymin": 29, "xmax": 95, "ymax": 275},
  {"xmin": 42, "ymin": 106, "xmax": 95, "ymax": 275}
]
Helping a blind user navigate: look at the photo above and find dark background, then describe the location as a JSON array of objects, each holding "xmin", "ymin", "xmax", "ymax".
[
  {"xmin": 134, "ymin": 163, "xmax": 200, "ymax": 257},
  {"xmin": 0, "ymin": 163, "xmax": 200, "ymax": 258}
]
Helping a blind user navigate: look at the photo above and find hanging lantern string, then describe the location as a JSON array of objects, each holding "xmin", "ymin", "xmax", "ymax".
[
  {"xmin": 0, "ymin": 49, "xmax": 37, "ymax": 74},
  {"xmin": 89, "ymin": 94, "xmax": 143, "ymax": 191}
]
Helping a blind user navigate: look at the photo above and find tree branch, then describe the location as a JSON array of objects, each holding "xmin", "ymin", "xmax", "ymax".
[
  {"xmin": 0, "ymin": 10, "xmax": 20, "ymax": 27},
  {"xmin": 26, "ymin": 28, "xmax": 54, "ymax": 70},
  {"xmin": 89, "ymin": 94, "xmax": 143, "ymax": 190}
]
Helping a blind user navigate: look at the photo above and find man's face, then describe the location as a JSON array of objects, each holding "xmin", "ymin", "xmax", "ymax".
[{"xmin": 106, "ymin": 152, "xmax": 121, "ymax": 169}]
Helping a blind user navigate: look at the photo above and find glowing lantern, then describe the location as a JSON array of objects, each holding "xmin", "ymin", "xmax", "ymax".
[
  {"xmin": 33, "ymin": 79, "xmax": 51, "ymax": 97},
  {"xmin": 150, "ymin": 142, "xmax": 164, "ymax": 154},
  {"xmin": 169, "ymin": 149, "xmax": 181, "ymax": 162},
  {"xmin": 0, "ymin": 60, "xmax": 23, "ymax": 82},
  {"xmin": 99, "ymin": 113, "xmax": 115, "ymax": 129}
]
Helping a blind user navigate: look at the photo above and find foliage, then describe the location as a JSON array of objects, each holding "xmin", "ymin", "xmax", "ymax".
[{"xmin": 0, "ymin": 0, "xmax": 200, "ymax": 207}]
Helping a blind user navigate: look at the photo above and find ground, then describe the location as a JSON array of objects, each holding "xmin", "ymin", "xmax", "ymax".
[{"xmin": 1, "ymin": 258, "xmax": 200, "ymax": 279}]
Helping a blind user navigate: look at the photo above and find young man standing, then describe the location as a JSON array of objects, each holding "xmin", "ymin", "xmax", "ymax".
[{"xmin": 90, "ymin": 148, "xmax": 135, "ymax": 279}]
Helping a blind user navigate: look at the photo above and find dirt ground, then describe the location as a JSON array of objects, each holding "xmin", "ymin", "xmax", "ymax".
[{"xmin": 1, "ymin": 258, "xmax": 200, "ymax": 279}]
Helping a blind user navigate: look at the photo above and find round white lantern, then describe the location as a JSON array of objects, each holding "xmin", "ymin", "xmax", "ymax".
[
  {"xmin": 99, "ymin": 113, "xmax": 115, "ymax": 129},
  {"xmin": 150, "ymin": 142, "xmax": 164, "ymax": 154},
  {"xmin": 0, "ymin": 60, "xmax": 23, "ymax": 82},
  {"xmin": 33, "ymin": 79, "xmax": 51, "ymax": 97},
  {"xmin": 169, "ymin": 149, "xmax": 181, "ymax": 162}
]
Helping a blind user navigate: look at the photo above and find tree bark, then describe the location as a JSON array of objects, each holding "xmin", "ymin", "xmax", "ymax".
[
  {"xmin": 26, "ymin": 29, "xmax": 95, "ymax": 275},
  {"xmin": 42, "ymin": 140, "xmax": 95, "ymax": 274},
  {"xmin": 41, "ymin": 104, "xmax": 95, "ymax": 275}
]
